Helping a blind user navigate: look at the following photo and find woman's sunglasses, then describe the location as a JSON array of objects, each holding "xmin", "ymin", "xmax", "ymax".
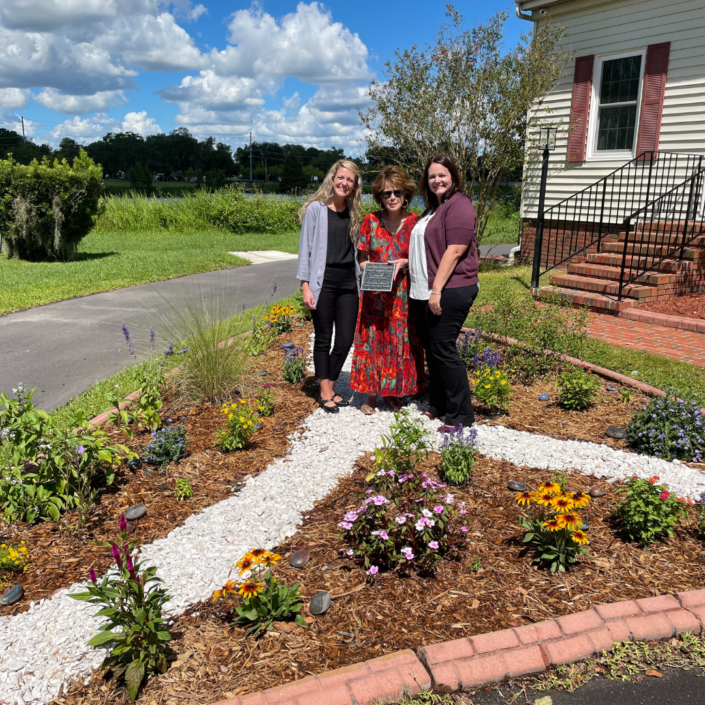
[{"xmin": 381, "ymin": 189, "xmax": 404, "ymax": 199}]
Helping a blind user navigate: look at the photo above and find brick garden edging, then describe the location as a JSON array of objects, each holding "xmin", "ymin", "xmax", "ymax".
[
  {"xmin": 619, "ymin": 306, "xmax": 705, "ymax": 334},
  {"xmin": 87, "ymin": 389, "xmax": 140, "ymax": 429},
  {"xmin": 211, "ymin": 590, "xmax": 705, "ymax": 705}
]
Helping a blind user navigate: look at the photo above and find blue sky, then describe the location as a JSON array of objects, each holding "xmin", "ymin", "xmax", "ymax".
[{"xmin": 0, "ymin": 1, "xmax": 529, "ymax": 154}]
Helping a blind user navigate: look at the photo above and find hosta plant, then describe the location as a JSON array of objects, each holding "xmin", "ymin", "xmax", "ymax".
[
  {"xmin": 216, "ymin": 399, "xmax": 261, "ymax": 451},
  {"xmin": 557, "ymin": 367, "xmax": 600, "ymax": 411},
  {"xmin": 213, "ymin": 549, "xmax": 306, "ymax": 635},
  {"xmin": 614, "ymin": 475, "xmax": 690, "ymax": 546},
  {"xmin": 473, "ymin": 367, "xmax": 511, "ymax": 412},
  {"xmin": 440, "ymin": 425, "xmax": 477, "ymax": 486},
  {"xmin": 71, "ymin": 515, "xmax": 172, "ymax": 701},
  {"xmin": 516, "ymin": 482, "xmax": 591, "ymax": 572}
]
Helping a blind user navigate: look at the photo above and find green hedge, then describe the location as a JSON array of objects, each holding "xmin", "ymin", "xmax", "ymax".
[{"xmin": 0, "ymin": 151, "xmax": 103, "ymax": 261}]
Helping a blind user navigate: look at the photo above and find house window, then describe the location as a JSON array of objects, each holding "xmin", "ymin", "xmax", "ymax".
[{"xmin": 587, "ymin": 51, "xmax": 646, "ymax": 161}]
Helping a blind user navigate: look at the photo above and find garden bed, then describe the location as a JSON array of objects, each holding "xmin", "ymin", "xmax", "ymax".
[
  {"xmin": 53, "ymin": 450, "xmax": 705, "ymax": 705},
  {"xmin": 638, "ymin": 292, "xmax": 705, "ymax": 321},
  {"xmin": 0, "ymin": 323, "xmax": 316, "ymax": 615}
]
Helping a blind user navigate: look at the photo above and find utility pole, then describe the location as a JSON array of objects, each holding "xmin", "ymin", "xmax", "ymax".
[
  {"xmin": 249, "ymin": 131, "xmax": 253, "ymax": 181},
  {"xmin": 20, "ymin": 116, "xmax": 26, "ymax": 143}
]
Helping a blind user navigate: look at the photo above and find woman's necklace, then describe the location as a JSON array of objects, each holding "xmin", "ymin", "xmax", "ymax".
[{"xmin": 382, "ymin": 212, "xmax": 406, "ymax": 236}]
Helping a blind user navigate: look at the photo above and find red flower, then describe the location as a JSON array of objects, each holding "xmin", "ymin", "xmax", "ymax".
[
  {"xmin": 660, "ymin": 491, "xmax": 670, "ymax": 501},
  {"xmin": 632, "ymin": 475, "xmax": 638, "ymax": 480},
  {"xmin": 687, "ymin": 498, "xmax": 694, "ymax": 506},
  {"xmin": 678, "ymin": 497, "xmax": 686, "ymax": 503}
]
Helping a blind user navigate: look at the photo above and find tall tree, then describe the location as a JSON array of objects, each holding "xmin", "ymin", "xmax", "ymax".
[
  {"xmin": 279, "ymin": 153, "xmax": 308, "ymax": 193},
  {"xmin": 360, "ymin": 5, "xmax": 570, "ymax": 243}
]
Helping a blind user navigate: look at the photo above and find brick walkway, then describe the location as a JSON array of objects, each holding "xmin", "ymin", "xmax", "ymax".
[{"xmin": 587, "ymin": 313, "xmax": 705, "ymax": 367}]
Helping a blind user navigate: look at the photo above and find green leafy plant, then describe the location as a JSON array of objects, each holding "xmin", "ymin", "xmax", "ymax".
[
  {"xmin": 0, "ymin": 540, "xmax": 28, "ymax": 574},
  {"xmin": 468, "ymin": 555, "xmax": 482, "ymax": 572},
  {"xmin": 0, "ymin": 384, "xmax": 53, "ymax": 461},
  {"xmin": 144, "ymin": 423, "xmax": 188, "ymax": 470},
  {"xmin": 614, "ymin": 475, "xmax": 689, "ymax": 546},
  {"xmin": 293, "ymin": 288, "xmax": 312, "ymax": 322},
  {"xmin": 626, "ymin": 391, "xmax": 704, "ymax": 462},
  {"xmin": 0, "ymin": 469, "xmax": 63, "ymax": 524},
  {"xmin": 557, "ymin": 367, "xmax": 601, "ymax": 411},
  {"xmin": 620, "ymin": 385, "xmax": 633, "ymax": 404},
  {"xmin": 216, "ymin": 399, "xmax": 261, "ymax": 451},
  {"xmin": 213, "ymin": 549, "xmax": 306, "ymax": 636},
  {"xmin": 372, "ymin": 411, "xmax": 431, "ymax": 477},
  {"xmin": 283, "ymin": 346, "xmax": 307, "ymax": 384},
  {"xmin": 70, "ymin": 515, "xmax": 172, "ymax": 701},
  {"xmin": 515, "ymin": 481, "xmax": 591, "ymax": 572},
  {"xmin": 133, "ymin": 360, "xmax": 165, "ymax": 431},
  {"xmin": 439, "ymin": 426, "xmax": 477, "ymax": 486},
  {"xmin": 174, "ymin": 478, "xmax": 193, "ymax": 501},
  {"xmin": 472, "ymin": 366, "xmax": 512, "ymax": 412},
  {"xmin": 255, "ymin": 386, "xmax": 275, "ymax": 417}
]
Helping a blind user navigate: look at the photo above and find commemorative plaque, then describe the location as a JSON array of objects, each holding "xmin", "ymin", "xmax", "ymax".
[{"xmin": 360, "ymin": 262, "xmax": 396, "ymax": 292}]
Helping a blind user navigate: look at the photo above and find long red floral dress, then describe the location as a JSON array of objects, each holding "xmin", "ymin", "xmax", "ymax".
[{"xmin": 350, "ymin": 212, "xmax": 424, "ymax": 397}]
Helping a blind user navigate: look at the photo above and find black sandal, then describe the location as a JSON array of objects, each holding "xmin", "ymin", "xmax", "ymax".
[
  {"xmin": 319, "ymin": 397, "xmax": 339, "ymax": 414},
  {"xmin": 333, "ymin": 394, "xmax": 351, "ymax": 407}
]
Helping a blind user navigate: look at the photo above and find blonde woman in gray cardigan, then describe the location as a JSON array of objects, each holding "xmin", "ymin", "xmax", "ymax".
[{"xmin": 297, "ymin": 160, "xmax": 363, "ymax": 413}]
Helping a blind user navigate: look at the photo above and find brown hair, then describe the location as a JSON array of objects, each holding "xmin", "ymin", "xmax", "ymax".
[
  {"xmin": 418, "ymin": 154, "xmax": 464, "ymax": 211},
  {"xmin": 372, "ymin": 165, "xmax": 415, "ymax": 210}
]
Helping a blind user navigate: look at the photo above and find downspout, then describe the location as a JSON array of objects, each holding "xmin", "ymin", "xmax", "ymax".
[{"xmin": 516, "ymin": 3, "xmax": 533, "ymax": 21}]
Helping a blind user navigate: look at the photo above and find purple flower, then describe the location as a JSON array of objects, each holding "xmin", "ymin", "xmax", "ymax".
[
  {"xmin": 428, "ymin": 541, "xmax": 439, "ymax": 550},
  {"xmin": 365, "ymin": 489, "xmax": 374, "ymax": 494},
  {"xmin": 76, "ymin": 445, "xmax": 85, "ymax": 455},
  {"xmin": 149, "ymin": 326, "xmax": 155, "ymax": 352},
  {"xmin": 346, "ymin": 549, "xmax": 354, "ymax": 556},
  {"xmin": 445, "ymin": 494, "xmax": 455, "ymax": 504},
  {"xmin": 111, "ymin": 543, "xmax": 122, "ymax": 570},
  {"xmin": 163, "ymin": 341, "xmax": 174, "ymax": 361},
  {"xmin": 119, "ymin": 513, "xmax": 127, "ymax": 533},
  {"xmin": 366, "ymin": 565, "xmax": 378, "ymax": 576},
  {"xmin": 89, "ymin": 568, "xmax": 98, "ymax": 584},
  {"xmin": 122, "ymin": 323, "xmax": 135, "ymax": 358}
]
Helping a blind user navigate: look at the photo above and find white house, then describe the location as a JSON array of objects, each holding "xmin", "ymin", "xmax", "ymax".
[{"xmin": 516, "ymin": 0, "xmax": 705, "ymax": 312}]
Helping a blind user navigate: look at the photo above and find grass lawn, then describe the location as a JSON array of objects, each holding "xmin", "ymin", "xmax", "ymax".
[{"xmin": 0, "ymin": 228, "xmax": 301, "ymax": 315}]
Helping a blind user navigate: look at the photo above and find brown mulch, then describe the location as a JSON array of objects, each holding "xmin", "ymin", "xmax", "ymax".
[
  {"xmin": 639, "ymin": 292, "xmax": 705, "ymax": 320},
  {"xmin": 53, "ymin": 451, "xmax": 705, "ymax": 705},
  {"xmin": 0, "ymin": 323, "xmax": 317, "ymax": 615}
]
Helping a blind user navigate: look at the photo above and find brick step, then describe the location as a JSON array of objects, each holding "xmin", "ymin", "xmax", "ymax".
[
  {"xmin": 549, "ymin": 274, "xmax": 657, "ymax": 299},
  {"xmin": 535, "ymin": 286, "xmax": 637, "ymax": 314},
  {"xmin": 585, "ymin": 252, "xmax": 701, "ymax": 271},
  {"xmin": 567, "ymin": 263, "xmax": 674, "ymax": 286},
  {"xmin": 601, "ymin": 241, "xmax": 705, "ymax": 260},
  {"xmin": 614, "ymin": 232, "xmax": 705, "ymax": 247}
]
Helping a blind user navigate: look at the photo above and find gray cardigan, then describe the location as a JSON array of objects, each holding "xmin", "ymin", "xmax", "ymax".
[{"xmin": 296, "ymin": 200, "xmax": 360, "ymax": 305}]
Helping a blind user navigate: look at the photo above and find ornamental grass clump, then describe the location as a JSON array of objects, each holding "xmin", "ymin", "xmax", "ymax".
[
  {"xmin": 340, "ymin": 413, "xmax": 467, "ymax": 575},
  {"xmin": 144, "ymin": 423, "xmax": 188, "ymax": 469},
  {"xmin": 440, "ymin": 426, "xmax": 478, "ymax": 486},
  {"xmin": 71, "ymin": 515, "xmax": 172, "ymax": 702},
  {"xmin": 515, "ymin": 482, "xmax": 591, "ymax": 572},
  {"xmin": 216, "ymin": 399, "xmax": 262, "ymax": 451},
  {"xmin": 473, "ymin": 367, "xmax": 511, "ymax": 412},
  {"xmin": 213, "ymin": 549, "xmax": 306, "ymax": 635},
  {"xmin": 283, "ymin": 346, "xmax": 307, "ymax": 384},
  {"xmin": 627, "ymin": 392, "xmax": 704, "ymax": 462},
  {"xmin": 614, "ymin": 475, "xmax": 690, "ymax": 546},
  {"xmin": 557, "ymin": 367, "xmax": 601, "ymax": 411}
]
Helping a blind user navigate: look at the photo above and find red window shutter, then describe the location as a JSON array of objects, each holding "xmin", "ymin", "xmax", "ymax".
[
  {"xmin": 567, "ymin": 55, "xmax": 594, "ymax": 162},
  {"xmin": 636, "ymin": 42, "xmax": 670, "ymax": 160}
]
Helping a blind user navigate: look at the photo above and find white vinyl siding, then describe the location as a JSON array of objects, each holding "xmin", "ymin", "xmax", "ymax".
[{"xmin": 521, "ymin": 0, "xmax": 705, "ymax": 218}]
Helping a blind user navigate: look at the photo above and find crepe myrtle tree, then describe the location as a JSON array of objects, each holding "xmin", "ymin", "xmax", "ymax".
[{"xmin": 360, "ymin": 5, "xmax": 570, "ymax": 244}]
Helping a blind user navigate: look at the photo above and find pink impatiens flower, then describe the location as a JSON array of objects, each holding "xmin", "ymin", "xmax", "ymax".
[
  {"xmin": 366, "ymin": 565, "xmax": 379, "ymax": 576},
  {"xmin": 433, "ymin": 505, "xmax": 444, "ymax": 514},
  {"xmin": 428, "ymin": 541, "xmax": 439, "ymax": 550},
  {"xmin": 460, "ymin": 526, "xmax": 468, "ymax": 532},
  {"xmin": 395, "ymin": 516, "xmax": 407, "ymax": 524}
]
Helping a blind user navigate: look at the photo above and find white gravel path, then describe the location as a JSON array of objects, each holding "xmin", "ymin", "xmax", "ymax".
[{"xmin": 1, "ymin": 341, "xmax": 704, "ymax": 705}]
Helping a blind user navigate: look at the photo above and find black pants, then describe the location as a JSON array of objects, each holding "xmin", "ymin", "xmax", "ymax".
[
  {"xmin": 311, "ymin": 266, "xmax": 359, "ymax": 382},
  {"xmin": 411, "ymin": 284, "xmax": 479, "ymax": 427}
]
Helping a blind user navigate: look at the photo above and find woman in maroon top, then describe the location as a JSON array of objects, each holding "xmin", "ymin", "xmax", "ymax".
[{"xmin": 408, "ymin": 154, "xmax": 479, "ymax": 431}]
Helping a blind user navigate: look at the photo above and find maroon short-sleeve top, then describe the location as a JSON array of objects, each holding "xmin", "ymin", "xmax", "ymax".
[{"xmin": 424, "ymin": 191, "xmax": 479, "ymax": 290}]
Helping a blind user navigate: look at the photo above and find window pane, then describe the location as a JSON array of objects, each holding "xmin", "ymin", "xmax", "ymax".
[
  {"xmin": 597, "ymin": 105, "xmax": 638, "ymax": 151},
  {"xmin": 600, "ymin": 55, "xmax": 642, "ymax": 104}
]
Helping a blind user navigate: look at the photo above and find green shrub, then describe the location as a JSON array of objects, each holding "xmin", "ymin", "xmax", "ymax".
[
  {"xmin": 0, "ymin": 151, "xmax": 103, "ymax": 261},
  {"xmin": 144, "ymin": 423, "xmax": 188, "ymax": 470},
  {"xmin": 615, "ymin": 476, "xmax": 688, "ymax": 545},
  {"xmin": 472, "ymin": 367, "xmax": 512, "ymax": 412},
  {"xmin": 557, "ymin": 367, "xmax": 601, "ymax": 410},
  {"xmin": 440, "ymin": 426, "xmax": 477, "ymax": 486},
  {"xmin": 130, "ymin": 162, "xmax": 152, "ymax": 189}
]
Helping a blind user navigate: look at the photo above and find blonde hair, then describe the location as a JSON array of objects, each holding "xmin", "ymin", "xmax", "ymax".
[{"xmin": 298, "ymin": 159, "xmax": 363, "ymax": 241}]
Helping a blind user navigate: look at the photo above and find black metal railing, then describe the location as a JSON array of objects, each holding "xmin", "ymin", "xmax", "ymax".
[
  {"xmin": 533, "ymin": 152, "xmax": 704, "ymax": 278},
  {"xmin": 615, "ymin": 163, "xmax": 705, "ymax": 300}
]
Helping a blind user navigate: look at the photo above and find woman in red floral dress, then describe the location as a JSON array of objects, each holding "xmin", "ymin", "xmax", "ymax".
[{"xmin": 350, "ymin": 166, "xmax": 424, "ymax": 414}]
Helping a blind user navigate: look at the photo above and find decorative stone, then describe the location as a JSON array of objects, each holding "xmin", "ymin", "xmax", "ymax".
[
  {"xmin": 539, "ymin": 394, "xmax": 550, "ymax": 402},
  {"xmin": 589, "ymin": 487, "xmax": 606, "ymax": 498},
  {"xmin": 282, "ymin": 343, "xmax": 296, "ymax": 349},
  {"xmin": 144, "ymin": 468, "xmax": 154, "ymax": 478},
  {"xmin": 251, "ymin": 371, "xmax": 267, "ymax": 377},
  {"xmin": 231, "ymin": 481, "xmax": 246, "ymax": 493},
  {"xmin": 125, "ymin": 521, "xmax": 137, "ymax": 534},
  {"xmin": 158, "ymin": 483, "xmax": 169, "ymax": 491},
  {"xmin": 125, "ymin": 504, "xmax": 146, "ymax": 521},
  {"xmin": 700, "ymin": 555, "xmax": 705, "ymax": 565},
  {"xmin": 309, "ymin": 591, "xmax": 331, "ymax": 616},
  {"xmin": 295, "ymin": 322, "xmax": 305, "ymax": 327},
  {"xmin": 253, "ymin": 421, "xmax": 264, "ymax": 431},
  {"xmin": 507, "ymin": 481, "xmax": 528, "ymax": 492},
  {"xmin": 290, "ymin": 547, "xmax": 311, "ymax": 568},
  {"xmin": 605, "ymin": 426, "xmax": 627, "ymax": 440},
  {"xmin": 127, "ymin": 458, "xmax": 142, "ymax": 471},
  {"xmin": 0, "ymin": 584, "xmax": 24, "ymax": 606},
  {"xmin": 606, "ymin": 385, "xmax": 619, "ymax": 392},
  {"xmin": 126, "ymin": 415, "xmax": 135, "ymax": 425},
  {"xmin": 581, "ymin": 520, "xmax": 591, "ymax": 530}
]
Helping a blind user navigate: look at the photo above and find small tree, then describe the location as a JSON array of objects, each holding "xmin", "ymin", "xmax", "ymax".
[
  {"xmin": 130, "ymin": 162, "xmax": 152, "ymax": 189},
  {"xmin": 360, "ymin": 5, "xmax": 570, "ymax": 243},
  {"xmin": 280, "ymin": 153, "xmax": 308, "ymax": 193}
]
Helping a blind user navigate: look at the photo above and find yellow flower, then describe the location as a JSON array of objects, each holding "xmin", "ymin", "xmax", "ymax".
[
  {"xmin": 212, "ymin": 580, "xmax": 238, "ymax": 602},
  {"xmin": 571, "ymin": 530, "xmax": 589, "ymax": 545},
  {"xmin": 558, "ymin": 512, "xmax": 582, "ymax": 530},
  {"xmin": 227, "ymin": 413, "xmax": 233, "ymax": 420},
  {"xmin": 260, "ymin": 551, "xmax": 282, "ymax": 568},
  {"xmin": 248, "ymin": 420, "xmax": 253, "ymax": 426},
  {"xmin": 538, "ymin": 482, "xmax": 560, "ymax": 495},
  {"xmin": 239, "ymin": 416, "xmax": 245, "ymax": 422},
  {"xmin": 236, "ymin": 556, "xmax": 254, "ymax": 574},
  {"xmin": 500, "ymin": 380, "xmax": 507, "ymax": 385},
  {"xmin": 238, "ymin": 580, "xmax": 264, "ymax": 599},
  {"xmin": 542, "ymin": 518, "xmax": 561, "ymax": 532},
  {"xmin": 484, "ymin": 384, "xmax": 491, "ymax": 389},
  {"xmin": 515, "ymin": 491, "xmax": 532, "ymax": 507},
  {"xmin": 550, "ymin": 495, "xmax": 575, "ymax": 513},
  {"xmin": 248, "ymin": 548, "xmax": 268, "ymax": 563},
  {"xmin": 570, "ymin": 491, "xmax": 590, "ymax": 509},
  {"xmin": 534, "ymin": 491, "xmax": 555, "ymax": 507}
]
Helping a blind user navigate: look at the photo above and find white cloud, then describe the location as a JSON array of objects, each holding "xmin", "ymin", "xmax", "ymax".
[
  {"xmin": 35, "ymin": 89, "xmax": 126, "ymax": 114},
  {"xmin": 49, "ymin": 110, "xmax": 162, "ymax": 142},
  {"xmin": 122, "ymin": 110, "xmax": 162, "ymax": 135},
  {"xmin": 0, "ymin": 87, "xmax": 30, "ymax": 108}
]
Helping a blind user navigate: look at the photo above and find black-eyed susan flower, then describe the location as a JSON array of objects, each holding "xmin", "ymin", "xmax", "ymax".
[
  {"xmin": 515, "ymin": 491, "xmax": 532, "ymax": 507},
  {"xmin": 558, "ymin": 512, "xmax": 582, "ymax": 530},
  {"xmin": 542, "ymin": 518, "xmax": 561, "ymax": 532},
  {"xmin": 248, "ymin": 548, "xmax": 268, "ymax": 562},
  {"xmin": 538, "ymin": 482, "xmax": 560, "ymax": 495},
  {"xmin": 570, "ymin": 491, "xmax": 590, "ymax": 509},
  {"xmin": 212, "ymin": 580, "xmax": 238, "ymax": 602},
  {"xmin": 535, "ymin": 491, "xmax": 556, "ymax": 507},
  {"xmin": 550, "ymin": 495, "xmax": 574, "ymax": 513},
  {"xmin": 571, "ymin": 530, "xmax": 589, "ymax": 545},
  {"xmin": 236, "ymin": 556, "xmax": 254, "ymax": 574},
  {"xmin": 238, "ymin": 580, "xmax": 264, "ymax": 599},
  {"xmin": 260, "ymin": 551, "xmax": 282, "ymax": 568}
]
